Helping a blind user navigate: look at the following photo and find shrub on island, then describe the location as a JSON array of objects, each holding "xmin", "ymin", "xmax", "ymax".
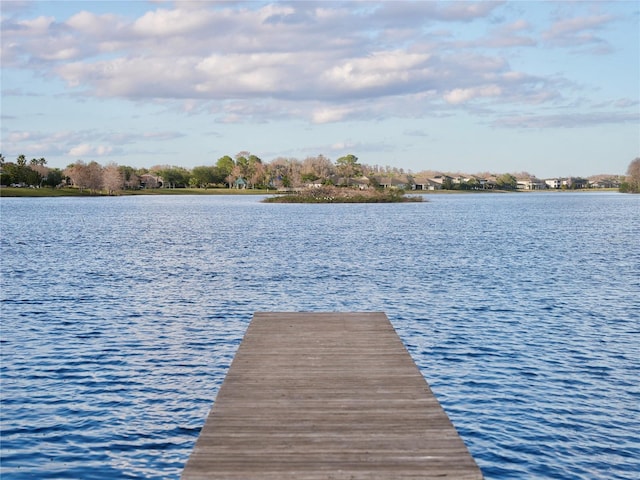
[{"xmin": 263, "ymin": 186, "xmax": 423, "ymax": 203}]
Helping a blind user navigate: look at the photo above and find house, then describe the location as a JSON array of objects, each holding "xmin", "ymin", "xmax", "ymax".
[
  {"xmin": 545, "ymin": 178, "xmax": 561, "ymax": 189},
  {"xmin": 563, "ymin": 177, "xmax": 588, "ymax": 189},
  {"xmin": 327, "ymin": 175, "xmax": 372, "ymax": 188},
  {"xmin": 376, "ymin": 175, "xmax": 409, "ymax": 189},
  {"xmin": 351, "ymin": 176, "xmax": 371, "ymax": 190},
  {"xmin": 517, "ymin": 177, "xmax": 546, "ymax": 190},
  {"xmin": 139, "ymin": 174, "xmax": 163, "ymax": 189},
  {"xmin": 412, "ymin": 176, "xmax": 442, "ymax": 190},
  {"xmin": 306, "ymin": 180, "xmax": 324, "ymax": 189},
  {"xmin": 589, "ymin": 178, "xmax": 619, "ymax": 189},
  {"xmin": 428, "ymin": 176, "xmax": 445, "ymax": 188},
  {"xmin": 479, "ymin": 177, "xmax": 497, "ymax": 190},
  {"xmin": 428, "ymin": 175, "xmax": 455, "ymax": 189}
]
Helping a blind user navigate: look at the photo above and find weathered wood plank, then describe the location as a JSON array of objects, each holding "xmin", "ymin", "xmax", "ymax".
[{"xmin": 182, "ymin": 312, "xmax": 483, "ymax": 479}]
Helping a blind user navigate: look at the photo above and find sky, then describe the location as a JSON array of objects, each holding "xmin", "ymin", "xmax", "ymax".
[{"xmin": 1, "ymin": 1, "xmax": 639, "ymax": 178}]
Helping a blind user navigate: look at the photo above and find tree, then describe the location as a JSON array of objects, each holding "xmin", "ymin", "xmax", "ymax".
[
  {"xmin": 249, "ymin": 160, "xmax": 267, "ymax": 188},
  {"xmin": 119, "ymin": 165, "xmax": 140, "ymax": 189},
  {"xmin": 302, "ymin": 155, "xmax": 335, "ymax": 182},
  {"xmin": 229, "ymin": 152, "xmax": 265, "ymax": 188},
  {"xmin": 442, "ymin": 177, "xmax": 454, "ymax": 190},
  {"xmin": 620, "ymin": 157, "xmax": 640, "ymax": 193},
  {"xmin": 103, "ymin": 163, "xmax": 124, "ymax": 194},
  {"xmin": 42, "ymin": 168, "xmax": 63, "ymax": 188},
  {"xmin": 267, "ymin": 157, "xmax": 302, "ymax": 189},
  {"xmin": 152, "ymin": 166, "xmax": 190, "ymax": 188},
  {"xmin": 1, "ymin": 162, "xmax": 18, "ymax": 185},
  {"xmin": 85, "ymin": 161, "xmax": 104, "ymax": 193},
  {"xmin": 65, "ymin": 160, "xmax": 103, "ymax": 193},
  {"xmin": 460, "ymin": 177, "xmax": 479, "ymax": 190},
  {"xmin": 30, "ymin": 163, "xmax": 50, "ymax": 186},
  {"xmin": 65, "ymin": 161, "xmax": 88, "ymax": 191},
  {"xmin": 246, "ymin": 155, "xmax": 263, "ymax": 188},
  {"xmin": 3, "ymin": 154, "xmax": 42, "ymax": 186},
  {"xmin": 335, "ymin": 154, "xmax": 362, "ymax": 184},
  {"xmin": 496, "ymin": 173, "xmax": 517, "ymax": 190},
  {"xmin": 216, "ymin": 155, "xmax": 235, "ymax": 187},
  {"xmin": 191, "ymin": 166, "xmax": 217, "ymax": 188}
]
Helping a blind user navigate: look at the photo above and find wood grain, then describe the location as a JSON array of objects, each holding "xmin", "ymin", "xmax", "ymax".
[{"xmin": 182, "ymin": 312, "xmax": 483, "ymax": 479}]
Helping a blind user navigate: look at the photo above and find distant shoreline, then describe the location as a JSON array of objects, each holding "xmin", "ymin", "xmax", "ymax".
[
  {"xmin": 0, "ymin": 187, "xmax": 271, "ymax": 198},
  {"xmin": 0, "ymin": 186, "xmax": 621, "ymax": 198}
]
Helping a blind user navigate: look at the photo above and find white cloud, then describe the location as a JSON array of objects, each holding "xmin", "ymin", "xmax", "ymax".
[
  {"xmin": 95, "ymin": 145, "xmax": 113, "ymax": 156},
  {"xmin": 330, "ymin": 141, "xmax": 359, "ymax": 151},
  {"xmin": 2, "ymin": 128, "xmax": 183, "ymax": 161},
  {"xmin": 2, "ymin": 0, "xmax": 637, "ymax": 135},
  {"xmin": 8, "ymin": 131, "xmax": 32, "ymax": 142},
  {"xmin": 3, "ymin": 131, "xmax": 76, "ymax": 157},
  {"xmin": 195, "ymin": 52, "xmax": 298, "ymax": 96},
  {"xmin": 444, "ymin": 85, "xmax": 503, "ymax": 104},
  {"xmin": 323, "ymin": 51, "xmax": 431, "ymax": 92},
  {"xmin": 0, "ymin": 2, "xmax": 526, "ymax": 114},
  {"xmin": 16, "ymin": 15, "xmax": 56, "ymax": 34},
  {"xmin": 132, "ymin": 7, "xmax": 213, "ymax": 36},
  {"xmin": 66, "ymin": 11, "xmax": 122, "ymax": 35},
  {"xmin": 375, "ymin": 1, "xmax": 504, "ymax": 23},
  {"xmin": 312, "ymin": 106, "xmax": 354, "ymax": 124},
  {"xmin": 68, "ymin": 143, "xmax": 93, "ymax": 157},
  {"xmin": 542, "ymin": 14, "xmax": 614, "ymax": 48},
  {"xmin": 67, "ymin": 143, "xmax": 113, "ymax": 158},
  {"xmin": 41, "ymin": 47, "xmax": 80, "ymax": 61},
  {"xmin": 494, "ymin": 111, "xmax": 639, "ymax": 128},
  {"xmin": 5, "ymin": 2, "xmax": 512, "ymax": 107},
  {"xmin": 481, "ymin": 19, "xmax": 536, "ymax": 48}
]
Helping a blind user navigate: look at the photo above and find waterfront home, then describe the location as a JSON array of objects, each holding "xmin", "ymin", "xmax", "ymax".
[
  {"xmin": 306, "ymin": 179, "xmax": 324, "ymax": 188},
  {"xmin": 545, "ymin": 178, "xmax": 561, "ymax": 189},
  {"xmin": 376, "ymin": 175, "xmax": 410, "ymax": 189},
  {"xmin": 351, "ymin": 176, "xmax": 371, "ymax": 190},
  {"xmin": 139, "ymin": 174, "xmax": 163, "ymax": 189},
  {"xmin": 517, "ymin": 177, "xmax": 546, "ymax": 190},
  {"xmin": 412, "ymin": 175, "xmax": 443, "ymax": 190},
  {"xmin": 589, "ymin": 178, "xmax": 620, "ymax": 188}
]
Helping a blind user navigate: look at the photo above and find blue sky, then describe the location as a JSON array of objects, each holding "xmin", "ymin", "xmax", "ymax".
[{"xmin": 2, "ymin": 0, "xmax": 639, "ymax": 178}]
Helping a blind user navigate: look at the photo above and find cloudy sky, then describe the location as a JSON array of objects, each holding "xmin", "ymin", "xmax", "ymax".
[{"xmin": 2, "ymin": 1, "xmax": 639, "ymax": 178}]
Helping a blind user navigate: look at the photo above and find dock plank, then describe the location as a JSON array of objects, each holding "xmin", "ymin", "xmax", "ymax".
[{"xmin": 181, "ymin": 312, "xmax": 483, "ymax": 479}]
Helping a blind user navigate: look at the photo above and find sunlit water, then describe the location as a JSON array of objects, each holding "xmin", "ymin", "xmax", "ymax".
[{"xmin": 1, "ymin": 192, "xmax": 638, "ymax": 479}]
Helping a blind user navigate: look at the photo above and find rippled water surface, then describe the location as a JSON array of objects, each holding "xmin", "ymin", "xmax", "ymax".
[{"xmin": 1, "ymin": 192, "xmax": 639, "ymax": 479}]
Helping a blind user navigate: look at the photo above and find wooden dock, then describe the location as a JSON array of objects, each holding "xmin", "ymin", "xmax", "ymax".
[{"xmin": 181, "ymin": 312, "xmax": 483, "ymax": 479}]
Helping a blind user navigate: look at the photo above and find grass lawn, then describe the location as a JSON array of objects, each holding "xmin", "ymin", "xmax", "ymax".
[
  {"xmin": 0, "ymin": 187, "xmax": 272, "ymax": 197},
  {"xmin": 0, "ymin": 187, "xmax": 90, "ymax": 197}
]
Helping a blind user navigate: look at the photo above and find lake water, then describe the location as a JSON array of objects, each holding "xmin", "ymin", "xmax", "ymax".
[{"xmin": 1, "ymin": 192, "xmax": 638, "ymax": 479}]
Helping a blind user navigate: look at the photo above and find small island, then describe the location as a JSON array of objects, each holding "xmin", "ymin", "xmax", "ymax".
[{"xmin": 263, "ymin": 186, "xmax": 423, "ymax": 203}]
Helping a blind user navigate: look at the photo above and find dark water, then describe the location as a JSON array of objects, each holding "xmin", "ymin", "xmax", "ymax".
[{"xmin": 1, "ymin": 192, "xmax": 639, "ymax": 479}]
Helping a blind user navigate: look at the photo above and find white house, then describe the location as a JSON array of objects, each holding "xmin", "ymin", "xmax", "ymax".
[{"xmin": 545, "ymin": 178, "xmax": 561, "ymax": 189}]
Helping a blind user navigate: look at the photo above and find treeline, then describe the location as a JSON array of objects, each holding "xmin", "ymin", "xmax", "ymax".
[
  {"xmin": 2, "ymin": 152, "xmax": 638, "ymax": 194},
  {"xmin": 0, "ymin": 155, "xmax": 63, "ymax": 188},
  {"xmin": 0, "ymin": 152, "xmax": 405, "ymax": 193}
]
